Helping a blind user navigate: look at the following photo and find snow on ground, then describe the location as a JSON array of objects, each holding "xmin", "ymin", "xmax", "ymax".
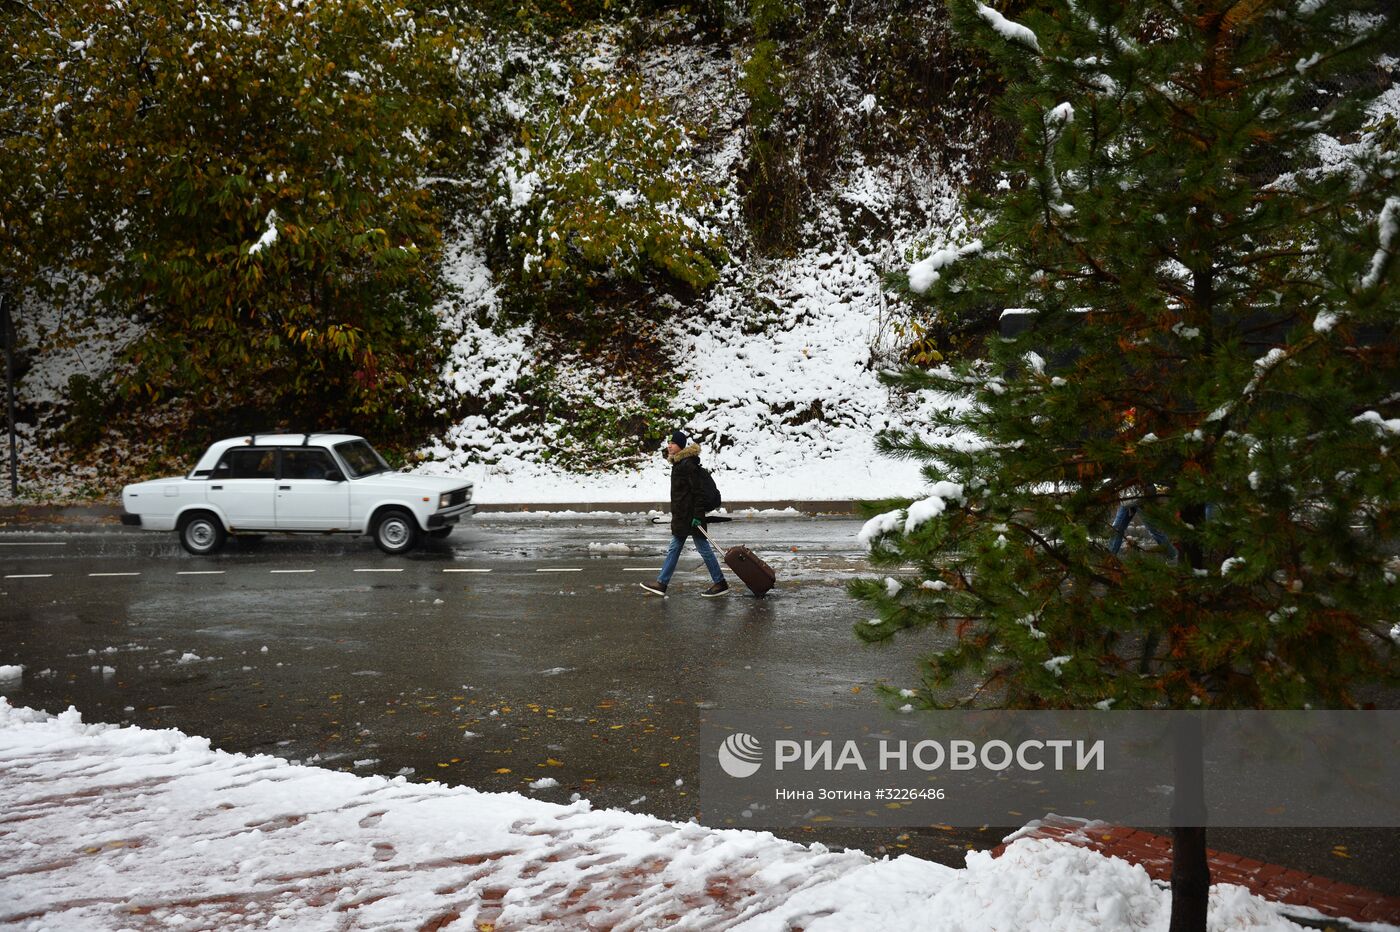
[{"xmin": 0, "ymin": 699, "xmax": 1314, "ymax": 931}]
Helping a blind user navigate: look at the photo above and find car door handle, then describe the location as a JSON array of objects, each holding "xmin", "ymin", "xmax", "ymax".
[
  {"xmin": 210, "ymin": 485, "xmax": 223, "ymax": 490},
  {"xmin": 278, "ymin": 485, "xmax": 291, "ymax": 490}
]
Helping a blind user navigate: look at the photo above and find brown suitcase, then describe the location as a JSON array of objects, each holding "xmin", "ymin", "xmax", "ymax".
[{"xmin": 699, "ymin": 526, "xmax": 776, "ymax": 597}]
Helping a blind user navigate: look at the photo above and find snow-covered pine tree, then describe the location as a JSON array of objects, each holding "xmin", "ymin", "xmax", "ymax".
[{"xmin": 853, "ymin": 1, "xmax": 1398, "ymax": 928}]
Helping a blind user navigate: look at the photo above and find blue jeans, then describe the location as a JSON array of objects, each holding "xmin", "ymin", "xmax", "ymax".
[
  {"xmin": 1109, "ymin": 505, "xmax": 1177, "ymax": 560},
  {"xmin": 659, "ymin": 531, "xmax": 724, "ymax": 585}
]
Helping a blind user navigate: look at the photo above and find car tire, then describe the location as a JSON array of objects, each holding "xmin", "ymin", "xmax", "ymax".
[
  {"xmin": 373, "ymin": 508, "xmax": 420, "ymax": 555},
  {"xmin": 179, "ymin": 511, "xmax": 227, "ymax": 555},
  {"xmin": 428, "ymin": 527, "xmax": 453, "ymax": 540}
]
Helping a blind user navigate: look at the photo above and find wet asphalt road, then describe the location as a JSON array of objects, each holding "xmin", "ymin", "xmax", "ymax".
[{"xmin": 1, "ymin": 515, "xmax": 1396, "ymax": 898}]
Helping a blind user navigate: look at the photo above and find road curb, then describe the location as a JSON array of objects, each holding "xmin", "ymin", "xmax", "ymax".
[
  {"xmin": 0, "ymin": 501, "xmax": 863, "ymax": 527},
  {"xmin": 993, "ymin": 815, "xmax": 1400, "ymax": 927}
]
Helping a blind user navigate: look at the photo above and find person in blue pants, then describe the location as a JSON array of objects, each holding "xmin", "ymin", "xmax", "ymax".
[
  {"xmin": 1108, "ymin": 494, "xmax": 1177, "ymax": 561},
  {"xmin": 641, "ymin": 430, "xmax": 728, "ymax": 597}
]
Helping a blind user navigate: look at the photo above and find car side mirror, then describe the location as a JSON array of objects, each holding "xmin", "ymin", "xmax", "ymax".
[{"xmin": 326, "ymin": 469, "xmax": 345, "ymax": 482}]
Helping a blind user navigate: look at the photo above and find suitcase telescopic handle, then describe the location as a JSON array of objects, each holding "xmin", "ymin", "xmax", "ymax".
[{"xmin": 694, "ymin": 523, "xmax": 724, "ymax": 550}]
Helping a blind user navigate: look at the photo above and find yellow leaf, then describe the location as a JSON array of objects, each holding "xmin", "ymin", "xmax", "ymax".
[{"xmin": 495, "ymin": 768, "xmax": 512, "ymax": 774}]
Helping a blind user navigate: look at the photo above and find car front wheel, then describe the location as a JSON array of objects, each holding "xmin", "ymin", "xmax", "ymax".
[
  {"xmin": 373, "ymin": 509, "xmax": 420, "ymax": 555},
  {"xmin": 179, "ymin": 511, "xmax": 227, "ymax": 555}
]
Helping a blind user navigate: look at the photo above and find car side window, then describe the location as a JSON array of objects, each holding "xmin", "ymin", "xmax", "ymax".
[
  {"xmin": 213, "ymin": 448, "xmax": 277, "ymax": 480},
  {"xmin": 281, "ymin": 449, "xmax": 337, "ymax": 481}
]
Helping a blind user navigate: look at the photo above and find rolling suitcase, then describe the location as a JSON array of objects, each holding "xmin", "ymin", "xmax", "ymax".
[{"xmin": 698, "ymin": 525, "xmax": 776, "ymax": 597}]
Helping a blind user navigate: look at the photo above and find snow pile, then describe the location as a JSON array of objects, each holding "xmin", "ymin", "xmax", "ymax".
[
  {"xmin": 749, "ymin": 838, "xmax": 1306, "ymax": 931},
  {"xmin": 0, "ymin": 700, "xmax": 1313, "ymax": 931}
]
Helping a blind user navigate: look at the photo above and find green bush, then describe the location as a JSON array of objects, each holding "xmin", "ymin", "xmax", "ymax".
[
  {"xmin": 491, "ymin": 72, "xmax": 728, "ymax": 319},
  {"xmin": 1, "ymin": 0, "xmax": 476, "ymax": 445}
]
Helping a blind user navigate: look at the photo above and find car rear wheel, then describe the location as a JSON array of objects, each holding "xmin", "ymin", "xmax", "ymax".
[
  {"xmin": 373, "ymin": 509, "xmax": 420, "ymax": 555},
  {"xmin": 179, "ymin": 511, "xmax": 227, "ymax": 555}
]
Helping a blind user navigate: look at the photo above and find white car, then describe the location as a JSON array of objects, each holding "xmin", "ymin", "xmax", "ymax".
[{"xmin": 119, "ymin": 433, "xmax": 474, "ymax": 555}]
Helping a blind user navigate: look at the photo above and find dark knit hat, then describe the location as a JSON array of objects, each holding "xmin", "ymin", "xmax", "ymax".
[{"xmin": 669, "ymin": 429, "xmax": 688, "ymax": 448}]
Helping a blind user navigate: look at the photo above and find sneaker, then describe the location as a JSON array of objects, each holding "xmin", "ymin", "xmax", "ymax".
[
  {"xmin": 701, "ymin": 581, "xmax": 730, "ymax": 598},
  {"xmin": 640, "ymin": 581, "xmax": 668, "ymax": 596}
]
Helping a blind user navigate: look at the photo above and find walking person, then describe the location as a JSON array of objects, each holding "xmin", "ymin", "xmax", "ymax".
[
  {"xmin": 1105, "ymin": 407, "xmax": 1178, "ymax": 562},
  {"xmin": 640, "ymin": 430, "xmax": 729, "ymax": 598}
]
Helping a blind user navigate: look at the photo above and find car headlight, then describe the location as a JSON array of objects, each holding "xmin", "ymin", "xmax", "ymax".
[{"xmin": 439, "ymin": 493, "xmax": 451, "ymax": 509}]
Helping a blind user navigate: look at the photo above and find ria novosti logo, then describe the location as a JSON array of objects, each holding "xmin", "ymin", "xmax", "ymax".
[{"xmin": 717, "ymin": 733, "xmax": 763, "ymax": 778}]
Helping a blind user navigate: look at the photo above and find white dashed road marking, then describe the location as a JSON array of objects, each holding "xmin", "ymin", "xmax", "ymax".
[
  {"xmin": 4, "ymin": 574, "xmax": 52, "ymax": 579},
  {"xmin": 89, "ymin": 572, "xmax": 140, "ymax": 577},
  {"xmin": 354, "ymin": 568, "xmax": 403, "ymax": 573},
  {"xmin": 270, "ymin": 569, "xmax": 315, "ymax": 574},
  {"xmin": 443, "ymin": 568, "xmax": 492, "ymax": 573},
  {"xmin": 536, "ymin": 568, "xmax": 583, "ymax": 573}
]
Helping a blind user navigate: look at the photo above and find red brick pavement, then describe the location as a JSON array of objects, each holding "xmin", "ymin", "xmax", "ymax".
[{"xmin": 991, "ymin": 815, "xmax": 1400, "ymax": 926}]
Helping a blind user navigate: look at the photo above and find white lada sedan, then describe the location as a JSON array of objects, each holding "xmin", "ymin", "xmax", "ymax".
[{"xmin": 119, "ymin": 433, "xmax": 474, "ymax": 555}]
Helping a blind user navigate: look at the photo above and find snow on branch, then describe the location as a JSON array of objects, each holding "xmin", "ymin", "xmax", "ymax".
[
  {"xmin": 856, "ymin": 482, "xmax": 966, "ymax": 550},
  {"xmin": 905, "ymin": 481, "xmax": 967, "ymax": 534},
  {"xmin": 1206, "ymin": 347, "xmax": 1289, "ymax": 423},
  {"xmin": 247, "ymin": 209, "xmax": 279, "ymax": 256},
  {"xmin": 857, "ymin": 509, "xmax": 904, "ymax": 549},
  {"xmin": 1360, "ymin": 196, "xmax": 1399, "ymax": 291},
  {"xmin": 908, "ymin": 240, "xmax": 983, "ymax": 294},
  {"xmin": 1353, "ymin": 410, "xmax": 1400, "ymax": 435},
  {"xmin": 975, "ymin": 4, "xmax": 1041, "ymax": 52}
]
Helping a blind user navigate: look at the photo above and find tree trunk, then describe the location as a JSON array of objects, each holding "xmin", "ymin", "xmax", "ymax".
[
  {"xmin": 2, "ymin": 292, "xmax": 16, "ymax": 498},
  {"xmin": 1169, "ymin": 713, "xmax": 1210, "ymax": 932}
]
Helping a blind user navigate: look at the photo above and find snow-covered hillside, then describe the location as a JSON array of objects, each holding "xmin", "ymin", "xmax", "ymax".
[{"xmin": 415, "ymin": 23, "xmax": 975, "ymax": 504}]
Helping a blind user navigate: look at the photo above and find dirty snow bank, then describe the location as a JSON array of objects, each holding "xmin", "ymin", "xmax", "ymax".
[{"xmin": 0, "ymin": 699, "xmax": 1310, "ymax": 931}]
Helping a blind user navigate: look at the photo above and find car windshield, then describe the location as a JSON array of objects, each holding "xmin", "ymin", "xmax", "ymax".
[{"xmin": 334, "ymin": 440, "xmax": 391, "ymax": 478}]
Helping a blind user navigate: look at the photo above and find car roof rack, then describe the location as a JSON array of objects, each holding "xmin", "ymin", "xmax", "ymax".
[{"xmin": 241, "ymin": 430, "xmax": 349, "ymax": 446}]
